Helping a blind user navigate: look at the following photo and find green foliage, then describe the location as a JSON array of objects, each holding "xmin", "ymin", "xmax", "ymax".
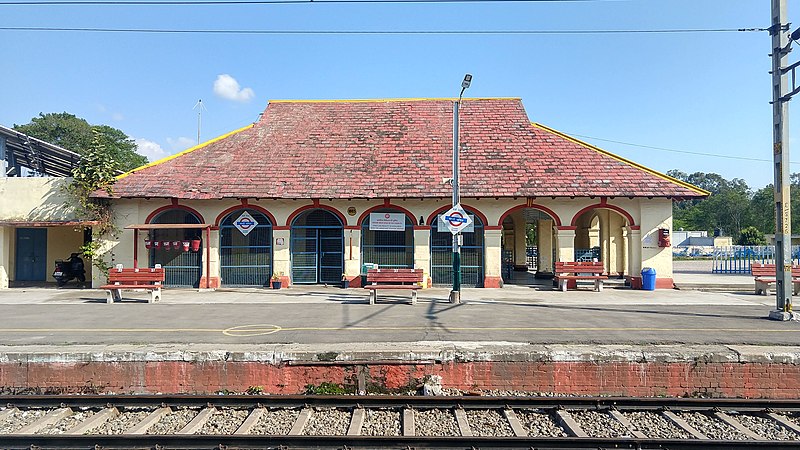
[
  {"xmin": 14, "ymin": 112, "xmax": 147, "ymax": 171},
  {"xmin": 304, "ymin": 382, "xmax": 348, "ymax": 395},
  {"xmin": 65, "ymin": 131, "xmax": 120, "ymax": 272},
  {"xmin": 737, "ymin": 226, "xmax": 767, "ymax": 246},
  {"xmin": 245, "ymin": 385, "xmax": 264, "ymax": 395}
]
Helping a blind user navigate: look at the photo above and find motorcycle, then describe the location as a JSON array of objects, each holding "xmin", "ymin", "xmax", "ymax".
[{"xmin": 53, "ymin": 253, "xmax": 86, "ymax": 287}]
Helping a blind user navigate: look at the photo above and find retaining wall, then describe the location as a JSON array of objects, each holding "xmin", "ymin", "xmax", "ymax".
[{"xmin": 1, "ymin": 343, "xmax": 798, "ymax": 398}]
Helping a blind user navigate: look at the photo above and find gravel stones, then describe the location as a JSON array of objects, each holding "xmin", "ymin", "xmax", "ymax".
[
  {"xmin": 0, "ymin": 409, "xmax": 47, "ymax": 434},
  {"xmin": 466, "ymin": 409, "xmax": 514, "ymax": 436},
  {"xmin": 623, "ymin": 411, "xmax": 692, "ymax": 439},
  {"xmin": 735, "ymin": 413, "xmax": 800, "ymax": 440},
  {"xmin": 198, "ymin": 408, "xmax": 249, "ymax": 434},
  {"xmin": 250, "ymin": 408, "xmax": 299, "ymax": 435},
  {"xmin": 361, "ymin": 409, "xmax": 401, "ymax": 436},
  {"xmin": 678, "ymin": 412, "xmax": 751, "ymax": 440},
  {"xmin": 147, "ymin": 407, "xmax": 198, "ymax": 435},
  {"xmin": 303, "ymin": 408, "xmax": 350, "ymax": 436},
  {"xmin": 569, "ymin": 410, "xmax": 631, "ymax": 438},
  {"xmin": 414, "ymin": 409, "xmax": 460, "ymax": 437},
  {"xmin": 37, "ymin": 409, "xmax": 95, "ymax": 434},
  {"xmin": 516, "ymin": 409, "xmax": 566, "ymax": 437},
  {"xmin": 93, "ymin": 409, "xmax": 152, "ymax": 434}
]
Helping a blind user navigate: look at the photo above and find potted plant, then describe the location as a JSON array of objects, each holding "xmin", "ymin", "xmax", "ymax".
[
  {"xmin": 271, "ymin": 273, "xmax": 282, "ymax": 289},
  {"xmin": 341, "ymin": 273, "xmax": 349, "ymax": 289}
]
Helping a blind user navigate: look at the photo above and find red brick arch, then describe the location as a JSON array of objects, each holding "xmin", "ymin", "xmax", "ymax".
[
  {"xmin": 285, "ymin": 204, "xmax": 347, "ymax": 227},
  {"xmin": 357, "ymin": 204, "xmax": 417, "ymax": 227},
  {"xmin": 570, "ymin": 204, "xmax": 635, "ymax": 227},
  {"xmin": 426, "ymin": 204, "xmax": 488, "ymax": 227},
  {"xmin": 215, "ymin": 205, "xmax": 277, "ymax": 227},
  {"xmin": 145, "ymin": 204, "xmax": 205, "ymax": 224}
]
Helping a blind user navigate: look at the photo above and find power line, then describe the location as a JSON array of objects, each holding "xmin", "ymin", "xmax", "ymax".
[
  {"xmin": 0, "ymin": 26, "xmax": 767, "ymax": 34},
  {"xmin": 0, "ymin": 0, "xmax": 633, "ymax": 5},
  {"xmin": 564, "ymin": 131, "xmax": 800, "ymax": 165}
]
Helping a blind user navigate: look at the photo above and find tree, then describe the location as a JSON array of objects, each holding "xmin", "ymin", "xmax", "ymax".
[
  {"xmin": 737, "ymin": 226, "xmax": 767, "ymax": 246},
  {"xmin": 14, "ymin": 112, "xmax": 147, "ymax": 172}
]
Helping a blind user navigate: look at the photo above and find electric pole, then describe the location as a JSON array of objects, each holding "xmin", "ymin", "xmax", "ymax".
[{"xmin": 770, "ymin": 0, "xmax": 794, "ymax": 320}]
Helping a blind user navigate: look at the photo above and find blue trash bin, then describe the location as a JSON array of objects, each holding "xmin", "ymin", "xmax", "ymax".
[{"xmin": 641, "ymin": 267, "xmax": 656, "ymax": 291}]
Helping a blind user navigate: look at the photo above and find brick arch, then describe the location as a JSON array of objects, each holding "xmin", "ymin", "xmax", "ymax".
[
  {"xmin": 286, "ymin": 204, "xmax": 347, "ymax": 227},
  {"xmin": 426, "ymin": 204, "xmax": 488, "ymax": 227},
  {"xmin": 215, "ymin": 205, "xmax": 276, "ymax": 227},
  {"xmin": 497, "ymin": 204, "xmax": 562, "ymax": 227},
  {"xmin": 570, "ymin": 204, "xmax": 635, "ymax": 227},
  {"xmin": 145, "ymin": 204, "xmax": 205, "ymax": 224},
  {"xmin": 357, "ymin": 204, "xmax": 417, "ymax": 227}
]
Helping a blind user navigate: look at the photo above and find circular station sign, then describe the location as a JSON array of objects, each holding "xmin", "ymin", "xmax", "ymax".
[
  {"xmin": 234, "ymin": 211, "xmax": 259, "ymax": 236},
  {"xmin": 443, "ymin": 204, "xmax": 473, "ymax": 235}
]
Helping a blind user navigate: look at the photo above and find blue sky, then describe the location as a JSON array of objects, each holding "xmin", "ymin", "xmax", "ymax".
[{"xmin": 0, "ymin": 0, "xmax": 791, "ymax": 190}]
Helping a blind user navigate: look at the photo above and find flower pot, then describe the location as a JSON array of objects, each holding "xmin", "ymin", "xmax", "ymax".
[
  {"xmin": 182, "ymin": 241, "xmax": 190, "ymax": 252},
  {"xmin": 172, "ymin": 241, "xmax": 180, "ymax": 251},
  {"xmin": 271, "ymin": 280, "xmax": 281, "ymax": 289},
  {"xmin": 341, "ymin": 279, "xmax": 350, "ymax": 289},
  {"xmin": 162, "ymin": 241, "xmax": 170, "ymax": 250},
  {"xmin": 190, "ymin": 239, "xmax": 201, "ymax": 252},
  {"xmin": 144, "ymin": 239, "xmax": 151, "ymax": 249},
  {"xmin": 153, "ymin": 241, "xmax": 161, "ymax": 250}
]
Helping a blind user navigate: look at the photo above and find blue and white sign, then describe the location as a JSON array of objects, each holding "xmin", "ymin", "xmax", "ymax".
[
  {"xmin": 442, "ymin": 204, "xmax": 473, "ymax": 235},
  {"xmin": 438, "ymin": 212, "xmax": 474, "ymax": 233},
  {"xmin": 233, "ymin": 211, "xmax": 259, "ymax": 236}
]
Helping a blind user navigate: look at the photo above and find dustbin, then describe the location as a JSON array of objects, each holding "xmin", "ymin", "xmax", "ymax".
[{"xmin": 641, "ymin": 267, "xmax": 656, "ymax": 291}]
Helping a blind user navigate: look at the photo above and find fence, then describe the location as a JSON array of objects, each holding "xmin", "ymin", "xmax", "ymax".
[{"xmin": 712, "ymin": 245, "xmax": 800, "ymax": 274}]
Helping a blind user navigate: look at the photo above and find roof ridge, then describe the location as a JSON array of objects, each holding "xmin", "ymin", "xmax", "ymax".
[
  {"xmin": 531, "ymin": 122, "xmax": 710, "ymax": 197},
  {"xmin": 268, "ymin": 97, "xmax": 520, "ymax": 103},
  {"xmin": 116, "ymin": 124, "xmax": 254, "ymax": 181}
]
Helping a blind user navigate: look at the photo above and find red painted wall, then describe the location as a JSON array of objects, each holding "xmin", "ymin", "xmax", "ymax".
[{"xmin": 1, "ymin": 361, "xmax": 798, "ymax": 398}]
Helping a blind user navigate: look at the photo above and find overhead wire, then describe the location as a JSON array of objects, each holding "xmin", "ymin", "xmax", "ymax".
[{"xmin": 0, "ymin": 0, "xmax": 642, "ymax": 5}]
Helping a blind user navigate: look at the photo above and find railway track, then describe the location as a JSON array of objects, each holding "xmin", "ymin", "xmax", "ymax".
[{"xmin": 1, "ymin": 394, "xmax": 799, "ymax": 448}]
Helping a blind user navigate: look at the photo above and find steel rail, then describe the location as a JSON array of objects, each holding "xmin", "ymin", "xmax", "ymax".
[{"xmin": 3, "ymin": 394, "xmax": 800, "ymax": 411}]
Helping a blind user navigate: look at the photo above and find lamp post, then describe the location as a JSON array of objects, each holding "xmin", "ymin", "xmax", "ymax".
[{"xmin": 450, "ymin": 73, "xmax": 472, "ymax": 304}]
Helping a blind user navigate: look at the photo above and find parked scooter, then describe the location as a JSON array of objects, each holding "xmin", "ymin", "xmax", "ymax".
[{"xmin": 53, "ymin": 253, "xmax": 86, "ymax": 287}]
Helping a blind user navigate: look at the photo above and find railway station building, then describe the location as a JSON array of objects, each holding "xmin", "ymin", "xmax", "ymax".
[{"xmin": 93, "ymin": 98, "xmax": 707, "ymax": 290}]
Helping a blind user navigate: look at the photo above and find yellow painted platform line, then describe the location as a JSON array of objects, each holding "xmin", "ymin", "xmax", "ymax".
[{"xmin": 1, "ymin": 326, "xmax": 799, "ymax": 334}]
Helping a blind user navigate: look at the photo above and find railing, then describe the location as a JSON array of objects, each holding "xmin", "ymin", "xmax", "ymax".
[
  {"xmin": 712, "ymin": 245, "xmax": 800, "ymax": 274},
  {"xmin": 574, "ymin": 247, "xmax": 600, "ymax": 262}
]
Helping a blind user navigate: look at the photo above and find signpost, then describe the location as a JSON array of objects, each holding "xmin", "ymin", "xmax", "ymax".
[
  {"xmin": 443, "ymin": 204, "xmax": 473, "ymax": 235},
  {"xmin": 233, "ymin": 211, "xmax": 258, "ymax": 236}
]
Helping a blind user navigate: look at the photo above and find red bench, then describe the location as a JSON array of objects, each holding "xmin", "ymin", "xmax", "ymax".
[
  {"xmin": 750, "ymin": 263, "xmax": 800, "ymax": 296},
  {"xmin": 364, "ymin": 268, "xmax": 423, "ymax": 305},
  {"xmin": 554, "ymin": 261, "xmax": 607, "ymax": 292},
  {"xmin": 100, "ymin": 266, "xmax": 165, "ymax": 304}
]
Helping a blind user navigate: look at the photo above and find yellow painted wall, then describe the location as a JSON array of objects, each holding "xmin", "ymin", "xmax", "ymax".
[
  {"xmin": 102, "ymin": 196, "xmax": 670, "ymax": 288},
  {"xmin": 46, "ymin": 227, "xmax": 90, "ymax": 282},
  {"xmin": 640, "ymin": 199, "xmax": 673, "ymax": 279},
  {"xmin": 0, "ymin": 178, "xmax": 79, "ymax": 222}
]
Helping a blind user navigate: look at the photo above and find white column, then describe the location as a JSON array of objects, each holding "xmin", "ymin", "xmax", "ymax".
[
  {"xmin": 556, "ymin": 227, "xmax": 576, "ymax": 262},
  {"xmin": 627, "ymin": 226, "xmax": 642, "ymax": 281},
  {"xmin": 484, "ymin": 228, "xmax": 503, "ymax": 287},
  {"xmin": 344, "ymin": 228, "xmax": 362, "ymax": 280},
  {"xmin": 537, "ymin": 219, "xmax": 553, "ymax": 273},
  {"xmin": 273, "ymin": 229, "xmax": 291, "ymax": 282},
  {"xmin": 0, "ymin": 226, "xmax": 10, "ymax": 289},
  {"xmin": 513, "ymin": 215, "xmax": 526, "ymax": 267},
  {"xmin": 413, "ymin": 228, "xmax": 430, "ymax": 287}
]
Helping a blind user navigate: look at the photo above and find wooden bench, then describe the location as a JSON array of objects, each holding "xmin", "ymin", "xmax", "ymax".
[
  {"xmin": 364, "ymin": 268, "xmax": 423, "ymax": 305},
  {"xmin": 100, "ymin": 267, "xmax": 165, "ymax": 304},
  {"xmin": 750, "ymin": 263, "xmax": 800, "ymax": 296},
  {"xmin": 554, "ymin": 261, "xmax": 607, "ymax": 292}
]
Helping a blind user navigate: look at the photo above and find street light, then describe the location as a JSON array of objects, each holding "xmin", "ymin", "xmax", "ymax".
[{"xmin": 450, "ymin": 73, "xmax": 472, "ymax": 304}]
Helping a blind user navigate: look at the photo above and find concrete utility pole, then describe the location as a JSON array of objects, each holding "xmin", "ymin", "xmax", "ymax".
[
  {"xmin": 770, "ymin": 0, "xmax": 794, "ymax": 320},
  {"xmin": 450, "ymin": 74, "xmax": 472, "ymax": 304}
]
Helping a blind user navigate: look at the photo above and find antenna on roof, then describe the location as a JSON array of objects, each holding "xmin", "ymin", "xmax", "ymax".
[
  {"xmin": 193, "ymin": 99, "xmax": 207, "ymax": 145},
  {"xmin": 255, "ymin": 112, "xmax": 264, "ymax": 123}
]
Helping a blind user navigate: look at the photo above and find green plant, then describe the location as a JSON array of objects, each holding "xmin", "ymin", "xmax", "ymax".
[
  {"xmin": 304, "ymin": 382, "xmax": 348, "ymax": 395},
  {"xmin": 246, "ymin": 385, "xmax": 264, "ymax": 395},
  {"xmin": 64, "ymin": 130, "xmax": 121, "ymax": 272}
]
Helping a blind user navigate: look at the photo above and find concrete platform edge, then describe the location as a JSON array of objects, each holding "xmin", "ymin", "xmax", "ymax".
[{"xmin": 1, "ymin": 342, "xmax": 798, "ymax": 364}]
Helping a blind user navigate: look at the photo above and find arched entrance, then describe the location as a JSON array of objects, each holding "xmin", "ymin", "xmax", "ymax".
[
  {"xmin": 500, "ymin": 207, "xmax": 559, "ymax": 286},
  {"xmin": 149, "ymin": 208, "xmax": 203, "ymax": 287},
  {"xmin": 290, "ymin": 209, "xmax": 343, "ymax": 284},
  {"xmin": 430, "ymin": 209, "xmax": 484, "ymax": 287},
  {"xmin": 572, "ymin": 207, "xmax": 631, "ymax": 277},
  {"xmin": 361, "ymin": 209, "xmax": 414, "ymax": 271},
  {"xmin": 219, "ymin": 208, "xmax": 273, "ymax": 287}
]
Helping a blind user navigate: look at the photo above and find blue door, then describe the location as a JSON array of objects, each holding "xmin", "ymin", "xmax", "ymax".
[{"xmin": 16, "ymin": 228, "xmax": 47, "ymax": 281}]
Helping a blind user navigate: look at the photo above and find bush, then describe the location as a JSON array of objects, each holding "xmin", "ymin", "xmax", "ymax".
[{"xmin": 737, "ymin": 226, "xmax": 767, "ymax": 246}]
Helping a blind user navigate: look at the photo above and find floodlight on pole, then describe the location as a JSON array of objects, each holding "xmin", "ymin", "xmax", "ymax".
[{"xmin": 450, "ymin": 73, "xmax": 471, "ymax": 304}]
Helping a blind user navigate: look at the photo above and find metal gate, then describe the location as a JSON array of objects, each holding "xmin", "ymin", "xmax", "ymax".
[
  {"xmin": 361, "ymin": 210, "xmax": 414, "ymax": 272},
  {"xmin": 220, "ymin": 209, "xmax": 273, "ymax": 286},
  {"xmin": 430, "ymin": 213, "xmax": 484, "ymax": 287},
  {"xmin": 291, "ymin": 209, "xmax": 343, "ymax": 284},
  {"xmin": 149, "ymin": 209, "xmax": 202, "ymax": 288}
]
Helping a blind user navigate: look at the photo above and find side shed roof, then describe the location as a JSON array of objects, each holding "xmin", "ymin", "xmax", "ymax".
[{"xmin": 104, "ymin": 98, "xmax": 708, "ymax": 200}]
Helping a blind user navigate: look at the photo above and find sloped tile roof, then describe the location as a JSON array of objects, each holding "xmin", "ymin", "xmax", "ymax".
[{"xmin": 106, "ymin": 98, "xmax": 707, "ymax": 200}]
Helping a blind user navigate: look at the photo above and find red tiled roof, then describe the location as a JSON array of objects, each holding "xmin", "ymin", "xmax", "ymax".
[{"xmin": 105, "ymin": 98, "xmax": 707, "ymax": 200}]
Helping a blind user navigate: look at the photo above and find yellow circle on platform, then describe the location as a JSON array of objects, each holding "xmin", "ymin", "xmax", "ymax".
[{"xmin": 222, "ymin": 324, "xmax": 283, "ymax": 336}]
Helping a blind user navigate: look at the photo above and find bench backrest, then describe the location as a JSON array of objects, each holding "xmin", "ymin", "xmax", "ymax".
[
  {"xmin": 555, "ymin": 261, "xmax": 604, "ymax": 274},
  {"xmin": 108, "ymin": 267, "xmax": 165, "ymax": 285},
  {"xmin": 751, "ymin": 263, "xmax": 800, "ymax": 277},
  {"xmin": 367, "ymin": 268, "xmax": 424, "ymax": 284}
]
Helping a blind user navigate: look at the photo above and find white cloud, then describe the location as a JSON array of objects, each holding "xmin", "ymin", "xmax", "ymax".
[
  {"xmin": 112, "ymin": 112, "xmax": 124, "ymax": 121},
  {"xmin": 134, "ymin": 138, "xmax": 168, "ymax": 162},
  {"xmin": 167, "ymin": 136, "xmax": 196, "ymax": 151},
  {"xmin": 213, "ymin": 74, "xmax": 255, "ymax": 102}
]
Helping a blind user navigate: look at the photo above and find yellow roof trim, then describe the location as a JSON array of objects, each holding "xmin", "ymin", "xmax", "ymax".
[
  {"xmin": 117, "ymin": 124, "xmax": 254, "ymax": 181},
  {"xmin": 268, "ymin": 97, "xmax": 520, "ymax": 103},
  {"xmin": 531, "ymin": 123, "xmax": 710, "ymax": 197}
]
